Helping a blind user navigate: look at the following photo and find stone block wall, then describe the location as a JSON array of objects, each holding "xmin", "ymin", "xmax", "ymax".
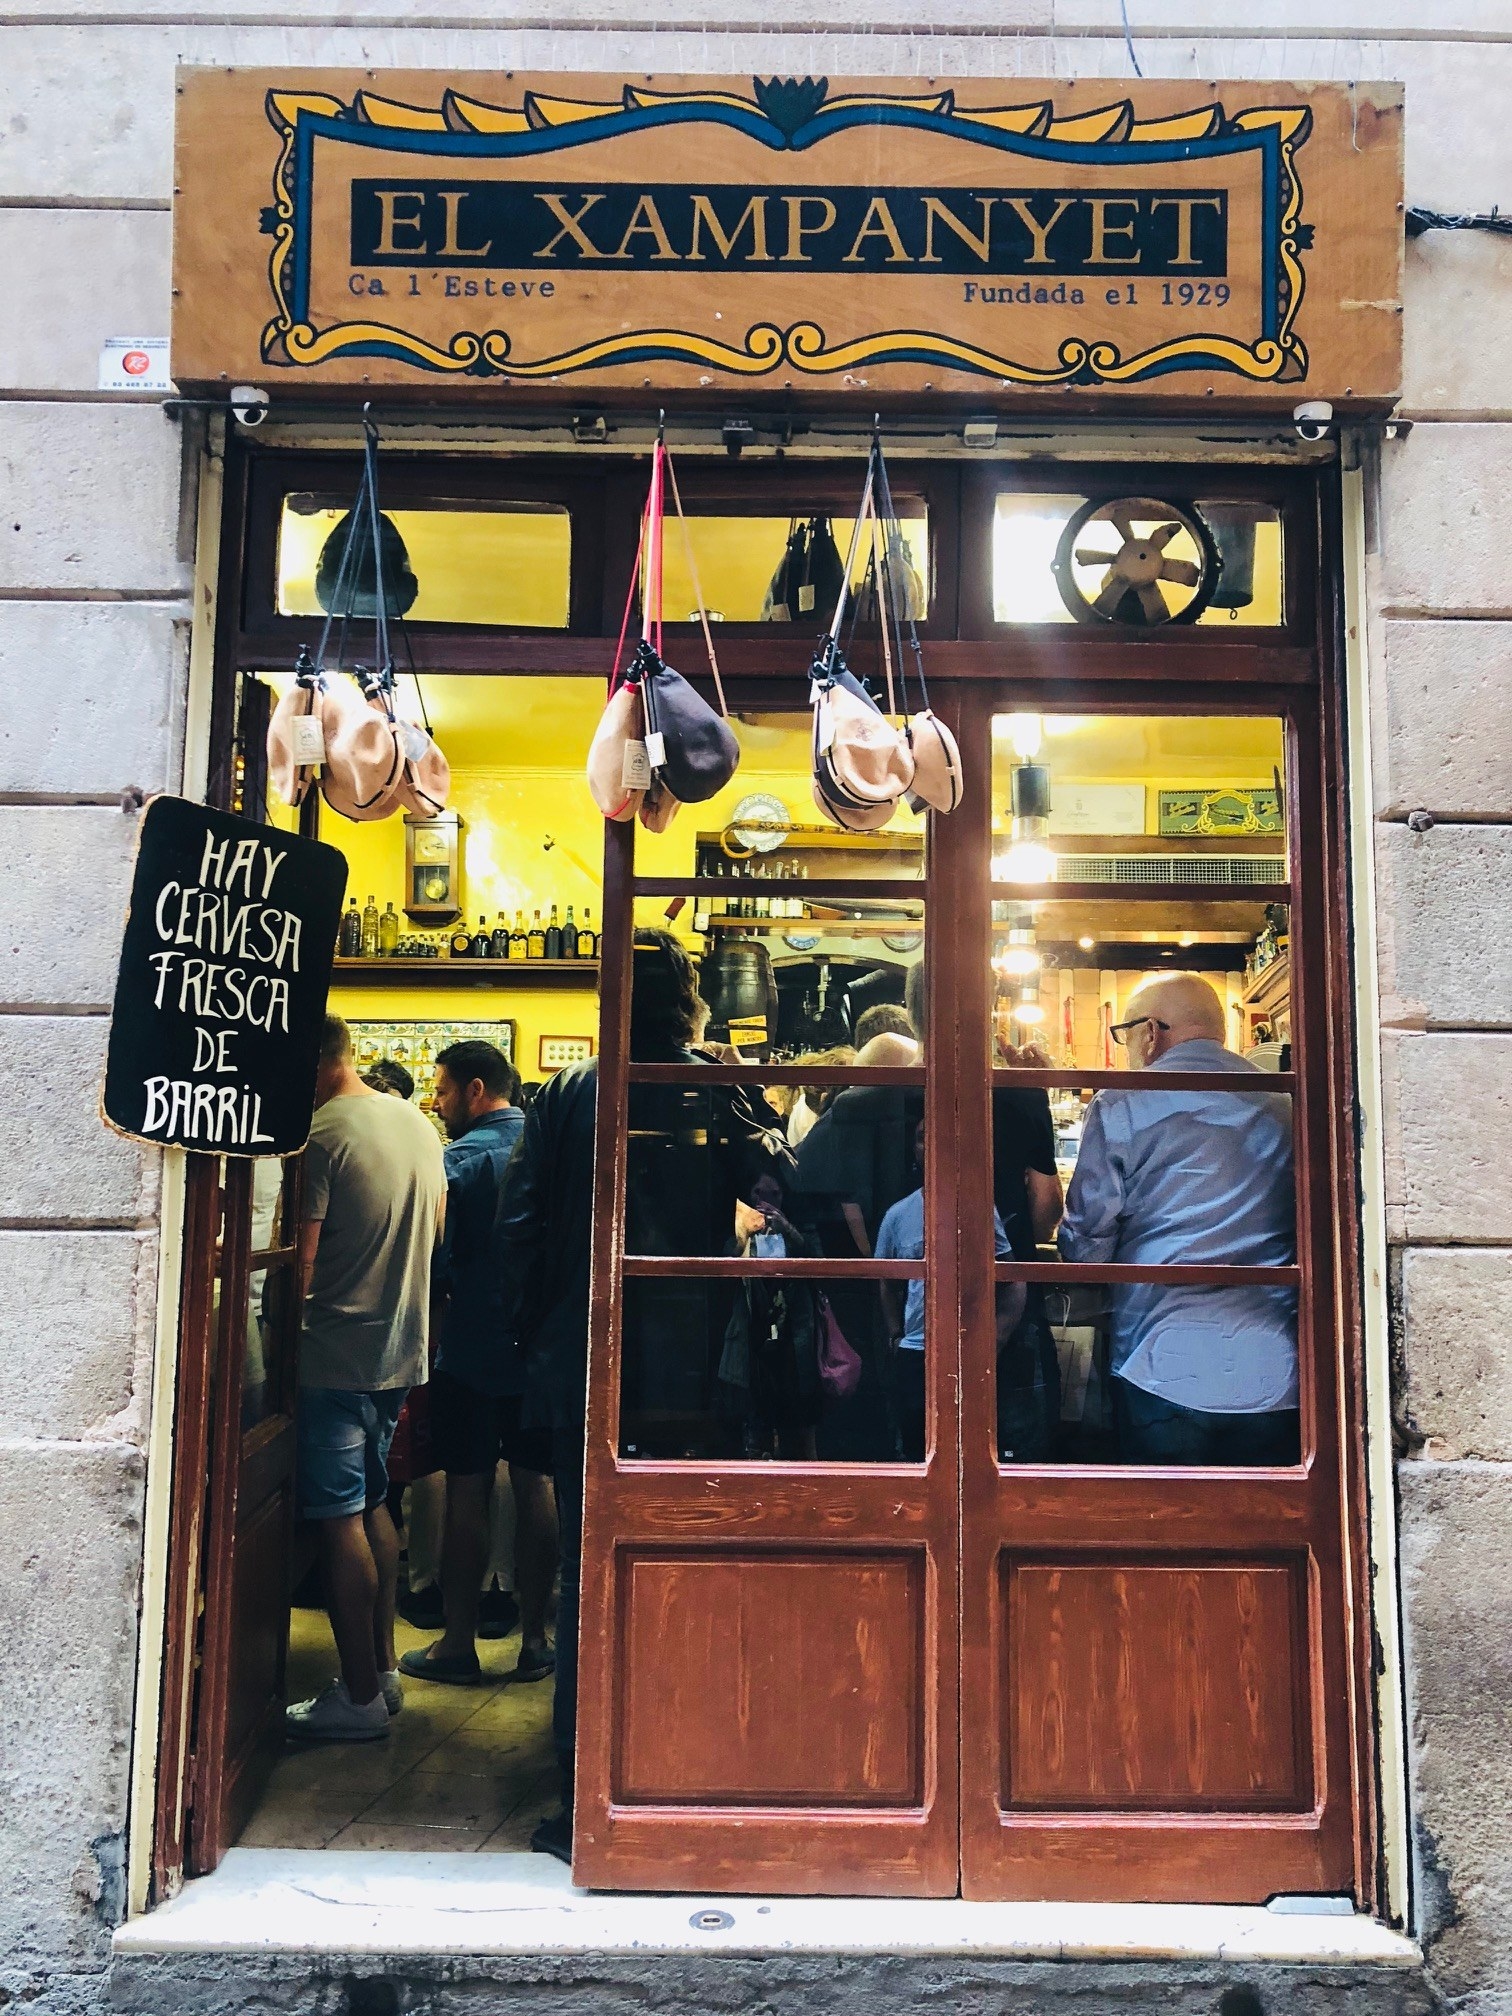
[{"xmin": 0, "ymin": 3, "xmax": 1506, "ymax": 2010}]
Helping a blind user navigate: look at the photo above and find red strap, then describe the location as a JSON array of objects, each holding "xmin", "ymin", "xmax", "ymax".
[{"xmin": 609, "ymin": 514, "xmax": 647, "ymax": 696}]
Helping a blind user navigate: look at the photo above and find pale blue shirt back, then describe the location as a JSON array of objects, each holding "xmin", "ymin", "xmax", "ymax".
[{"xmin": 1058, "ymin": 1038, "xmax": 1297, "ymax": 1414}]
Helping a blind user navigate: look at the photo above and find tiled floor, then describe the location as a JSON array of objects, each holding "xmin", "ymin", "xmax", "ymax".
[{"xmin": 236, "ymin": 1605, "xmax": 558, "ymax": 1854}]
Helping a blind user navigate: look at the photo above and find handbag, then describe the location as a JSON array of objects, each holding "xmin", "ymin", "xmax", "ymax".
[
  {"xmin": 809, "ymin": 450, "xmax": 915, "ymax": 832},
  {"xmin": 588, "ymin": 434, "xmax": 740, "ymax": 828},
  {"xmin": 870, "ymin": 441, "xmax": 963, "ymax": 816},
  {"xmin": 271, "ymin": 419, "xmax": 451, "ymax": 823},
  {"xmin": 816, "ymin": 1292, "xmax": 863, "ymax": 1401}
]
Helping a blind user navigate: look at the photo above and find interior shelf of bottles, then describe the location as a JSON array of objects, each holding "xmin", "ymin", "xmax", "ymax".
[{"xmin": 335, "ymin": 891, "xmax": 600, "ymax": 972}]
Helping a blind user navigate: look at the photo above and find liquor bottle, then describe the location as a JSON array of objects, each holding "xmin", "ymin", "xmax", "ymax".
[
  {"xmin": 577, "ymin": 907, "xmax": 598, "ymax": 960},
  {"xmin": 470, "ymin": 914, "xmax": 492, "ymax": 959},
  {"xmin": 545, "ymin": 904, "xmax": 563, "ymax": 960},
  {"xmin": 379, "ymin": 901, "xmax": 399, "ymax": 957},
  {"xmin": 561, "ymin": 905, "xmax": 579, "ymax": 959},
  {"xmin": 509, "ymin": 911, "xmax": 529, "ymax": 961},
  {"xmin": 361, "ymin": 895, "xmax": 380, "ymax": 959},
  {"xmin": 528, "ymin": 910, "xmax": 547, "ymax": 959},
  {"xmin": 490, "ymin": 910, "xmax": 510, "ymax": 960},
  {"xmin": 449, "ymin": 920, "xmax": 473, "ymax": 958},
  {"xmin": 339, "ymin": 898, "xmax": 362, "ymax": 958}
]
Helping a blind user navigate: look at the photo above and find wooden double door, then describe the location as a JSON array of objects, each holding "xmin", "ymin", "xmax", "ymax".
[{"xmin": 575, "ymin": 681, "xmax": 1372, "ymax": 1904}]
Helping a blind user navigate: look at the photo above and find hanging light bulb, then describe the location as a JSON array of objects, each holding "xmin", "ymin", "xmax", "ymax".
[
  {"xmin": 1001, "ymin": 762, "xmax": 1056, "ymax": 884},
  {"xmin": 1006, "ymin": 712, "xmax": 1043, "ymax": 761},
  {"xmin": 1014, "ymin": 979, "xmax": 1045, "ymax": 1026},
  {"xmin": 992, "ymin": 900, "xmax": 1041, "ymax": 978}
]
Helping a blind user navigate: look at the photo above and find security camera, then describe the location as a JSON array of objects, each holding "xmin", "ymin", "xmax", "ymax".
[
  {"xmin": 1293, "ymin": 399, "xmax": 1333, "ymax": 442},
  {"xmin": 230, "ymin": 385, "xmax": 269, "ymax": 428}
]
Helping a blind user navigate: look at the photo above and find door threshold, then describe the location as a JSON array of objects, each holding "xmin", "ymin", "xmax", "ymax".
[{"xmin": 115, "ymin": 1849, "xmax": 1420, "ymax": 1966}]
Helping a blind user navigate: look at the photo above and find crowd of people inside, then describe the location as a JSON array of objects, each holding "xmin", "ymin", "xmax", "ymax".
[{"xmin": 285, "ymin": 931, "xmax": 1298, "ymax": 1865}]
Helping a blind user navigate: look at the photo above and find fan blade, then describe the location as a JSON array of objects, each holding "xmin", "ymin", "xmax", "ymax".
[
  {"xmin": 1159, "ymin": 557, "xmax": 1202, "ymax": 587},
  {"xmin": 1109, "ymin": 504, "xmax": 1138, "ymax": 543},
  {"xmin": 1136, "ymin": 580, "xmax": 1170, "ymax": 623},
  {"xmin": 1148, "ymin": 521, "xmax": 1182, "ymax": 551},
  {"xmin": 1074, "ymin": 547, "xmax": 1122, "ymax": 567},
  {"xmin": 1092, "ymin": 574, "xmax": 1128, "ymax": 618}
]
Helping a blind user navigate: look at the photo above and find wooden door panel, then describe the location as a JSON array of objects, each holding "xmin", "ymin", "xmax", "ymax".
[
  {"xmin": 1002, "ymin": 1554, "xmax": 1309, "ymax": 1810},
  {"xmin": 615, "ymin": 1548, "xmax": 925, "ymax": 1806}
]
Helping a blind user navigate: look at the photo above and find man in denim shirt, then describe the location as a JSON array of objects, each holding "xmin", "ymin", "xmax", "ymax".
[
  {"xmin": 400, "ymin": 1042, "xmax": 558, "ymax": 1686},
  {"xmin": 1059, "ymin": 974, "xmax": 1298, "ymax": 1466}
]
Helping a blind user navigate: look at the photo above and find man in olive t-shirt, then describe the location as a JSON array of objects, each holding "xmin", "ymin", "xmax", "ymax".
[{"xmin": 286, "ymin": 1014, "xmax": 446, "ymax": 1744}]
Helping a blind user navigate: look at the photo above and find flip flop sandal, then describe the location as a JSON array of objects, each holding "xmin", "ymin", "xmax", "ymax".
[
  {"xmin": 397, "ymin": 1645, "xmax": 481, "ymax": 1687},
  {"xmin": 512, "ymin": 1645, "xmax": 557, "ymax": 1683}
]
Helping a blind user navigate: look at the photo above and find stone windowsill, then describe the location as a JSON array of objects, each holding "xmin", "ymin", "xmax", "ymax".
[{"xmin": 113, "ymin": 1849, "xmax": 1423, "ymax": 1966}]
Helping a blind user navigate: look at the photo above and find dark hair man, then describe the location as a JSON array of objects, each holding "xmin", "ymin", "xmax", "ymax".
[
  {"xmin": 399, "ymin": 1041, "xmax": 559, "ymax": 1688},
  {"xmin": 286, "ymin": 1015, "xmax": 446, "ymax": 1743},
  {"xmin": 852, "ymin": 1001, "xmax": 916, "ymax": 1049},
  {"xmin": 494, "ymin": 929, "xmax": 785, "ymax": 1864}
]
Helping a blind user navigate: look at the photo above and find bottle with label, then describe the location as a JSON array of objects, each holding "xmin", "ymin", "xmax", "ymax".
[
  {"xmin": 561, "ymin": 905, "xmax": 579, "ymax": 959},
  {"xmin": 339, "ymin": 898, "xmax": 362, "ymax": 958},
  {"xmin": 470, "ymin": 915, "xmax": 493, "ymax": 959},
  {"xmin": 545, "ymin": 904, "xmax": 562, "ymax": 960},
  {"xmin": 528, "ymin": 910, "xmax": 547, "ymax": 959},
  {"xmin": 361, "ymin": 895, "xmax": 380, "ymax": 959},
  {"xmin": 509, "ymin": 911, "xmax": 529, "ymax": 961},
  {"xmin": 490, "ymin": 910, "xmax": 510, "ymax": 960},
  {"xmin": 379, "ymin": 901, "xmax": 399, "ymax": 957},
  {"xmin": 577, "ymin": 907, "xmax": 598, "ymax": 960},
  {"xmin": 449, "ymin": 920, "xmax": 474, "ymax": 959}
]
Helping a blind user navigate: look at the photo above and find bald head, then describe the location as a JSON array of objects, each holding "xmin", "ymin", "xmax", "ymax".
[{"xmin": 1123, "ymin": 973, "xmax": 1227, "ymax": 1063}]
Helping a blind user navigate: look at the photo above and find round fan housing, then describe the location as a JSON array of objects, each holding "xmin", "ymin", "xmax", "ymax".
[{"xmin": 1052, "ymin": 497, "xmax": 1219, "ymax": 627}]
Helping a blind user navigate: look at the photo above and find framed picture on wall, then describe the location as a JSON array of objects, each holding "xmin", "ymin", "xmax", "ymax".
[{"xmin": 540, "ymin": 1034, "xmax": 594, "ymax": 1072}]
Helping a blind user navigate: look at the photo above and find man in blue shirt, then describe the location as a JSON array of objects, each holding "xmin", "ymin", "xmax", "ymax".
[
  {"xmin": 399, "ymin": 1041, "xmax": 558, "ymax": 1686},
  {"xmin": 1059, "ymin": 973, "xmax": 1298, "ymax": 1465},
  {"xmin": 875, "ymin": 1120, "xmax": 1016, "ymax": 1461}
]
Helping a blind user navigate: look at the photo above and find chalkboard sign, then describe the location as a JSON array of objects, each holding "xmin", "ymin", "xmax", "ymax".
[{"xmin": 101, "ymin": 796, "xmax": 348, "ymax": 1155}]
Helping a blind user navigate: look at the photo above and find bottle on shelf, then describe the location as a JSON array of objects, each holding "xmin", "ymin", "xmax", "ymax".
[
  {"xmin": 470, "ymin": 914, "xmax": 493, "ymax": 958},
  {"xmin": 490, "ymin": 910, "xmax": 510, "ymax": 960},
  {"xmin": 577, "ymin": 907, "xmax": 597, "ymax": 960},
  {"xmin": 379, "ymin": 901, "xmax": 399, "ymax": 957},
  {"xmin": 528, "ymin": 910, "xmax": 547, "ymax": 959},
  {"xmin": 509, "ymin": 911, "xmax": 529, "ymax": 961},
  {"xmin": 545, "ymin": 904, "xmax": 562, "ymax": 961},
  {"xmin": 561, "ymin": 905, "xmax": 579, "ymax": 959},
  {"xmin": 449, "ymin": 920, "xmax": 474, "ymax": 959},
  {"xmin": 339, "ymin": 898, "xmax": 362, "ymax": 958},
  {"xmin": 360, "ymin": 895, "xmax": 380, "ymax": 960}
]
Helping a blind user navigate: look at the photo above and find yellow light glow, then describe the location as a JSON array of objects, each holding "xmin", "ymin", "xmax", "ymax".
[
  {"xmin": 1013, "ymin": 999, "xmax": 1046, "ymax": 1025},
  {"xmin": 1001, "ymin": 839, "xmax": 1057, "ymax": 883},
  {"xmin": 999, "ymin": 945, "xmax": 1041, "ymax": 977},
  {"xmin": 1078, "ymin": 935, "xmax": 1095, "ymax": 950},
  {"xmin": 1006, "ymin": 712, "xmax": 1043, "ymax": 761}
]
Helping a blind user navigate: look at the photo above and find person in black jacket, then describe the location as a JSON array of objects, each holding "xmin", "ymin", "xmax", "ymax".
[{"xmin": 493, "ymin": 927, "xmax": 788, "ymax": 1865}]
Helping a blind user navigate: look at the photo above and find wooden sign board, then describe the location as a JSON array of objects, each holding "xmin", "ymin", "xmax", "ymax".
[
  {"xmin": 172, "ymin": 70, "xmax": 1402, "ymax": 406},
  {"xmin": 102, "ymin": 796, "xmax": 348, "ymax": 1156}
]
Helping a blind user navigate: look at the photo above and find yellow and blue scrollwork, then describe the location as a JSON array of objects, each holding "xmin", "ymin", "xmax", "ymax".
[{"xmin": 260, "ymin": 79, "xmax": 1311, "ymax": 384}]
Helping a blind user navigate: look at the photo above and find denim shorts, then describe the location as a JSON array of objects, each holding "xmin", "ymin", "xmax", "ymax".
[{"xmin": 297, "ymin": 1385, "xmax": 409, "ymax": 1521}]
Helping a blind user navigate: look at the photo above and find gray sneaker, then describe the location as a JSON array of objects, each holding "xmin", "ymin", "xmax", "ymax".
[
  {"xmin": 286, "ymin": 1678, "xmax": 390, "ymax": 1743},
  {"xmin": 379, "ymin": 1670, "xmax": 404, "ymax": 1717}
]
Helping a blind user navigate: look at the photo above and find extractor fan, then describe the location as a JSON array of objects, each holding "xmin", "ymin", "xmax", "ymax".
[{"xmin": 1052, "ymin": 496, "xmax": 1219, "ymax": 626}]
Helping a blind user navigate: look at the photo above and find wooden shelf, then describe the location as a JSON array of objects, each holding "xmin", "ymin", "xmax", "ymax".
[
  {"xmin": 1240, "ymin": 948, "xmax": 1290, "ymax": 1011},
  {"xmin": 332, "ymin": 957, "xmax": 599, "ymax": 988}
]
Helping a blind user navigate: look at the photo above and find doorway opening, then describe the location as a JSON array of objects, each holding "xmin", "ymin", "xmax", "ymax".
[{"xmin": 151, "ymin": 446, "xmax": 1375, "ymax": 1909}]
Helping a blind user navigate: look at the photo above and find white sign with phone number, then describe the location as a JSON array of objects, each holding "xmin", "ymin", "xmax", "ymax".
[{"xmin": 98, "ymin": 337, "xmax": 173, "ymax": 393}]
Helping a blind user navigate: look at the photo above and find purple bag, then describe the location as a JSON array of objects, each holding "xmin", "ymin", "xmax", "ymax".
[{"xmin": 817, "ymin": 1292, "xmax": 863, "ymax": 1401}]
